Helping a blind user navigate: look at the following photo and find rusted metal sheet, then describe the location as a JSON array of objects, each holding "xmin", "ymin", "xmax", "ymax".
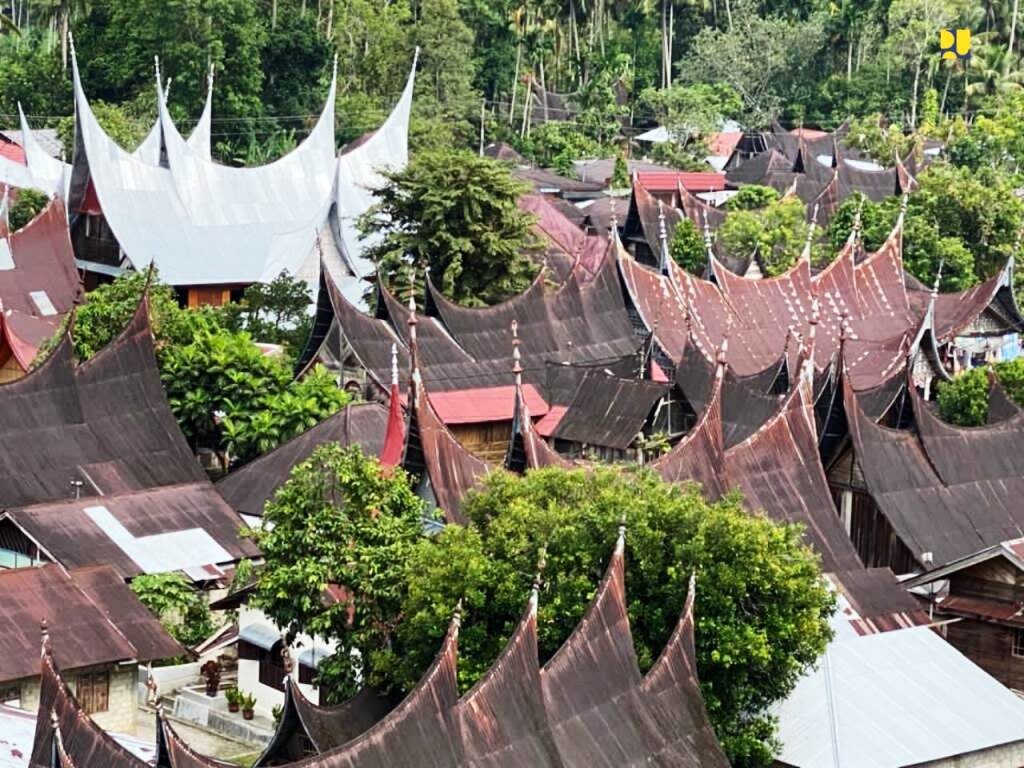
[
  {"xmin": 0, "ymin": 296, "xmax": 206, "ymax": 509},
  {"xmin": 551, "ymin": 370, "xmax": 666, "ymax": 450},
  {"xmin": 217, "ymin": 403, "xmax": 389, "ymax": 517}
]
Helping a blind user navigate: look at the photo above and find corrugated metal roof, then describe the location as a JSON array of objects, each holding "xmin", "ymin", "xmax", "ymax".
[
  {"xmin": 633, "ymin": 171, "xmax": 726, "ymax": 193},
  {"xmin": 774, "ymin": 615, "xmax": 1024, "ymax": 767},
  {"xmin": 428, "ymin": 384, "xmax": 548, "ymax": 425}
]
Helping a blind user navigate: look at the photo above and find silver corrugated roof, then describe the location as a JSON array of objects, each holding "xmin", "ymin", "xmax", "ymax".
[{"xmin": 774, "ymin": 614, "xmax": 1024, "ymax": 767}]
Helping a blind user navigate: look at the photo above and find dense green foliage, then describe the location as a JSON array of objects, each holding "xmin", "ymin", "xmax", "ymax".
[
  {"xmin": 219, "ymin": 271, "xmax": 314, "ymax": 355},
  {"xmin": 362, "ymin": 149, "xmax": 541, "ymax": 305},
  {"xmin": 669, "ymin": 218, "xmax": 709, "ymax": 274},
  {"xmin": 253, "ymin": 444, "xmax": 429, "ymax": 696},
  {"xmin": 130, "ymin": 572, "xmax": 215, "ymax": 648},
  {"xmin": 720, "ymin": 195, "xmax": 812, "ymax": 276},
  {"xmin": 937, "ymin": 359, "xmax": 1024, "ymax": 425},
  {"xmin": 257, "ymin": 460, "xmax": 833, "ymax": 766},
  {"xmin": 6, "ymin": 188, "xmax": 49, "ymax": 231},
  {"xmin": 47, "ymin": 271, "xmax": 347, "ymax": 463}
]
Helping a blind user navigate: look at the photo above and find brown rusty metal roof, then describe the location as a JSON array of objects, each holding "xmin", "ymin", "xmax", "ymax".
[
  {"xmin": 5, "ymin": 481, "xmax": 259, "ymax": 579},
  {"xmin": 0, "ymin": 564, "xmax": 143, "ymax": 683},
  {"xmin": 217, "ymin": 402, "xmax": 389, "ymax": 517},
  {"xmin": 67, "ymin": 565, "xmax": 185, "ymax": 662},
  {"xmin": 550, "ymin": 370, "xmax": 667, "ymax": 450},
  {"xmin": 0, "ymin": 296, "xmax": 206, "ymax": 509}
]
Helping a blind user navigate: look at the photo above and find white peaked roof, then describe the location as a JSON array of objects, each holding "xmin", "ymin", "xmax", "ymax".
[
  {"xmin": 134, "ymin": 73, "xmax": 214, "ymax": 164},
  {"xmin": 773, "ymin": 611, "xmax": 1024, "ymax": 768},
  {"xmin": 334, "ymin": 51, "xmax": 417, "ymax": 280},
  {"xmin": 71, "ymin": 49, "xmax": 337, "ymax": 287}
]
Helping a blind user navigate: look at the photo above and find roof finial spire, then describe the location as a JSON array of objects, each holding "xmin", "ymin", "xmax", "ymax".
[
  {"xmin": 899, "ymin": 192, "xmax": 909, "ymax": 217},
  {"xmin": 391, "ymin": 343, "xmax": 399, "ymax": 387},
  {"xmin": 657, "ymin": 199, "xmax": 670, "ymax": 272},
  {"xmin": 616, "ymin": 512, "xmax": 627, "ymax": 553},
  {"xmin": 701, "ymin": 208, "xmax": 714, "ymax": 274},
  {"xmin": 511, "ymin": 319, "xmax": 523, "ymax": 385},
  {"xmin": 609, "ymin": 197, "xmax": 619, "ymax": 240},
  {"xmin": 40, "ymin": 619, "xmax": 49, "ymax": 658},
  {"xmin": 716, "ymin": 335, "xmax": 729, "ymax": 367},
  {"xmin": 801, "ymin": 204, "xmax": 819, "ymax": 262},
  {"xmin": 407, "ymin": 269, "xmax": 418, "ymax": 350},
  {"xmin": 931, "ymin": 259, "xmax": 944, "ymax": 298}
]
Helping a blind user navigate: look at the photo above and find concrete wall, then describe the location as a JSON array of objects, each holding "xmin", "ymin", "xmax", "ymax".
[
  {"xmin": 13, "ymin": 663, "xmax": 137, "ymax": 733},
  {"xmin": 237, "ymin": 606, "xmax": 336, "ymax": 718}
]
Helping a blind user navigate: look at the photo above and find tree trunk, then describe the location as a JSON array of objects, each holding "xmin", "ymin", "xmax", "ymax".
[
  {"xmin": 538, "ymin": 58, "xmax": 549, "ymax": 122},
  {"xmin": 520, "ymin": 74, "xmax": 531, "ymax": 138},
  {"xmin": 668, "ymin": 2, "xmax": 674, "ymax": 88},
  {"xmin": 1008, "ymin": 0, "xmax": 1020, "ymax": 74},
  {"xmin": 940, "ymin": 68, "xmax": 951, "ymax": 116},
  {"xmin": 724, "ymin": 0, "xmax": 733, "ymax": 32},
  {"xmin": 847, "ymin": 36, "xmax": 853, "ymax": 80},
  {"xmin": 61, "ymin": 5, "xmax": 69, "ymax": 71},
  {"xmin": 910, "ymin": 59, "xmax": 921, "ymax": 128},
  {"xmin": 325, "ymin": 0, "xmax": 333, "ymax": 38},
  {"xmin": 661, "ymin": 0, "xmax": 669, "ymax": 88},
  {"xmin": 510, "ymin": 43, "xmax": 521, "ymax": 126},
  {"xmin": 272, "ymin": 0, "xmax": 277, "ymax": 30}
]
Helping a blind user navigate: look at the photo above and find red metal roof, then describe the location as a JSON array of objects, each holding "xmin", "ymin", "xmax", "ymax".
[
  {"xmin": 707, "ymin": 131, "xmax": 742, "ymax": 158},
  {"xmin": 534, "ymin": 405, "xmax": 568, "ymax": 437},
  {"xmin": 0, "ymin": 139, "xmax": 25, "ymax": 164},
  {"xmin": 428, "ymin": 384, "xmax": 549, "ymax": 425},
  {"xmin": 790, "ymin": 127, "xmax": 828, "ymax": 139},
  {"xmin": 940, "ymin": 595, "xmax": 1024, "ymax": 625},
  {"xmin": 634, "ymin": 171, "xmax": 726, "ymax": 193}
]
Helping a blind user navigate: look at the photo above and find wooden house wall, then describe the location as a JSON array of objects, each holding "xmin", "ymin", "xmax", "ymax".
[
  {"xmin": 945, "ymin": 619, "xmax": 1024, "ymax": 691},
  {"xmin": 450, "ymin": 420, "xmax": 512, "ymax": 463}
]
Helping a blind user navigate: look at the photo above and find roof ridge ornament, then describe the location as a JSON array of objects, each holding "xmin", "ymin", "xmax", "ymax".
[
  {"xmin": 391, "ymin": 343, "xmax": 399, "ymax": 387},
  {"xmin": 40, "ymin": 618, "xmax": 50, "ymax": 658},
  {"xmin": 609, "ymin": 197, "xmax": 619, "ymax": 240},
  {"xmin": 511, "ymin": 319, "xmax": 523, "ymax": 384},
  {"xmin": 801, "ymin": 203, "xmax": 819, "ymax": 263},
  {"xmin": 701, "ymin": 209, "xmax": 714, "ymax": 275},
  {"xmin": 657, "ymin": 199, "xmax": 670, "ymax": 274}
]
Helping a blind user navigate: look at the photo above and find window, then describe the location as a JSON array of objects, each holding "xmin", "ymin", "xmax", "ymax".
[
  {"xmin": 76, "ymin": 672, "xmax": 110, "ymax": 714},
  {"xmin": 1013, "ymin": 629, "xmax": 1024, "ymax": 659},
  {"xmin": 259, "ymin": 641, "xmax": 287, "ymax": 691},
  {"xmin": 0, "ymin": 685, "xmax": 20, "ymax": 707}
]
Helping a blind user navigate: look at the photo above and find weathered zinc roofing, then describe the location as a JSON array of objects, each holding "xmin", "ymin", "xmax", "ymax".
[
  {"xmin": 216, "ymin": 402, "xmax": 389, "ymax": 517},
  {"xmin": 843, "ymin": 371, "xmax": 1024, "ymax": 569},
  {"xmin": 550, "ymin": 370, "xmax": 667, "ymax": 450},
  {"xmin": 0, "ymin": 296, "xmax": 205, "ymax": 509},
  {"xmin": 32, "ymin": 538, "xmax": 735, "ymax": 768},
  {"xmin": 255, "ymin": 679, "xmax": 397, "ymax": 765},
  {"xmin": 0, "ymin": 564, "xmax": 176, "ymax": 684},
  {"xmin": 773, "ymin": 610, "xmax": 1024, "ymax": 768},
  {"xmin": 30, "ymin": 647, "xmax": 154, "ymax": 768},
  {"xmin": 3, "ymin": 481, "xmax": 258, "ymax": 579}
]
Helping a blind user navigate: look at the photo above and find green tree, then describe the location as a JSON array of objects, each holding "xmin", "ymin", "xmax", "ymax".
[
  {"xmin": 253, "ymin": 444, "xmax": 428, "ymax": 697},
  {"xmin": 219, "ymin": 271, "xmax": 313, "ymax": 355},
  {"xmin": 638, "ymin": 82, "xmax": 742, "ymax": 168},
  {"xmin": 392, "ymin": 468, "xmax": 834, "ymax": 766},
  {"xmin": 520, "ymin": 122, "xmax": 603, "ymax": 175},
  {"xmin": 7, "ymin": 188, "xmax": 49, "ymax": 231},
  {"xmin": 131, "ymin": 572, "xmax": 215, "ymax": 648},
  {"xmin": 361, "ymin": 149, "xmax": 541, "ymax": 306},
  {"xmin": 845, "ymin": 113, "xmax": 913, "ymax": 162},
  {"xmin": 57, "ymin": 100, "xmax": 148, "ymax": 157},
  {"xmin": 996, "ymin": 357, "xmax": 1024, "ymax": 402},
  {"xmin": 727, "ymin": 184, "xmax": 779, "ymax": 211},
  {"xmin": 720, "ymin": 195, "xmax": 811, "ymax": 276},
  {"xmin": 937, "ymin": 367, "xmax": 991, "ymax": 425},
  {"xmin": 669, "ymin": 218, "xmax": 709, "ymax": 274},
  {"xmin": 611, "ymin": 153, "xmax": 630, "ymax": 189},
  {"xmin": 680, "ymin": 5, "xmax": 827, "ymax": 126}
]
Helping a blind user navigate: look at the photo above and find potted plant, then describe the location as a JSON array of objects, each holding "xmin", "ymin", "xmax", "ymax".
[
  {"xmin": 200, "ymin": 660, "xmax": 220, "ymax": 698},
  {"xmin": 225, "ymin": 687, "xmax": 241, "ymax": 713},
  {"xmin": 241, "ymin": 693, "xmax": 257, "ymax": 721}
]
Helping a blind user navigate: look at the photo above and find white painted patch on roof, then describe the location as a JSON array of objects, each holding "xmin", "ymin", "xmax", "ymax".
[
  {"xmin": 84, "ymin": 505, "xmax": 232, "ymax": 575},
  {"xmin": 29, "ymin": 290, "xmax": 56, "ymax": 316},
  {"xmin": 0, "ymin": 240, "xmax": 13, "ymax": 271}
]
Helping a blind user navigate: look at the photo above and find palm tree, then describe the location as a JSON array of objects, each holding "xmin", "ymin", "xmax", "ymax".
[{"xmin": 966, "ymin": 39, "xmax": 1024, "ymax": 101}]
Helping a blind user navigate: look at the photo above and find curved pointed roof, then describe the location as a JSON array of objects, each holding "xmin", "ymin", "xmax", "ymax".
[
  {"xmin": 335, "ymin": 54, "xmax": 417, "ymax": 279},
  {"xmin": 0, "ymin": 293, "xmax": 204, "ymax": 508},
  {"xmin": 650, "ymin": 350, "xmax": 726, "ymax": 495},
  {"xmin": 254, "ymin": 679, "xmax": 396, "ymax": 765},
  {"xmin": 459, "ymin": 592, "xmax": 564, "ymax": 765},
  {"xmin": 640, "ymin": 576, "xmax": 730, "ymax": 766}
]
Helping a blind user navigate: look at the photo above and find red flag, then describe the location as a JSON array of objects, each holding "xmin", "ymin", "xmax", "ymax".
[{"xmin": 379, "ymin": 384, "xmax": 405, "ymax": 467}]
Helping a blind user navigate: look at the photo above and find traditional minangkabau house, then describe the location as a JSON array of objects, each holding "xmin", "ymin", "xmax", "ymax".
[
  {"xmin": 0, "ymin": 197, "xmax": 82, "ymax": 382},
  {"xmin": 121, "ymin": 532, "xmax": 730, "ymax": 768},
  {"xmin": 66, "ymin": 44, "xmax": 417, "ymax": 306},
  {"xmin": 0, "ymin": 293, "xmax": 258, "ymax": 582},
  {"xmin": 1, "ymin": 564, "xmax": 181, "ymax": 737},
  {"xmin": 723, "ymin": 123, "xmax": 917, "ymax": 223},
  {"xmin": 0, "ymin": 296, "xmax": 208, "ymax": 511}
]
